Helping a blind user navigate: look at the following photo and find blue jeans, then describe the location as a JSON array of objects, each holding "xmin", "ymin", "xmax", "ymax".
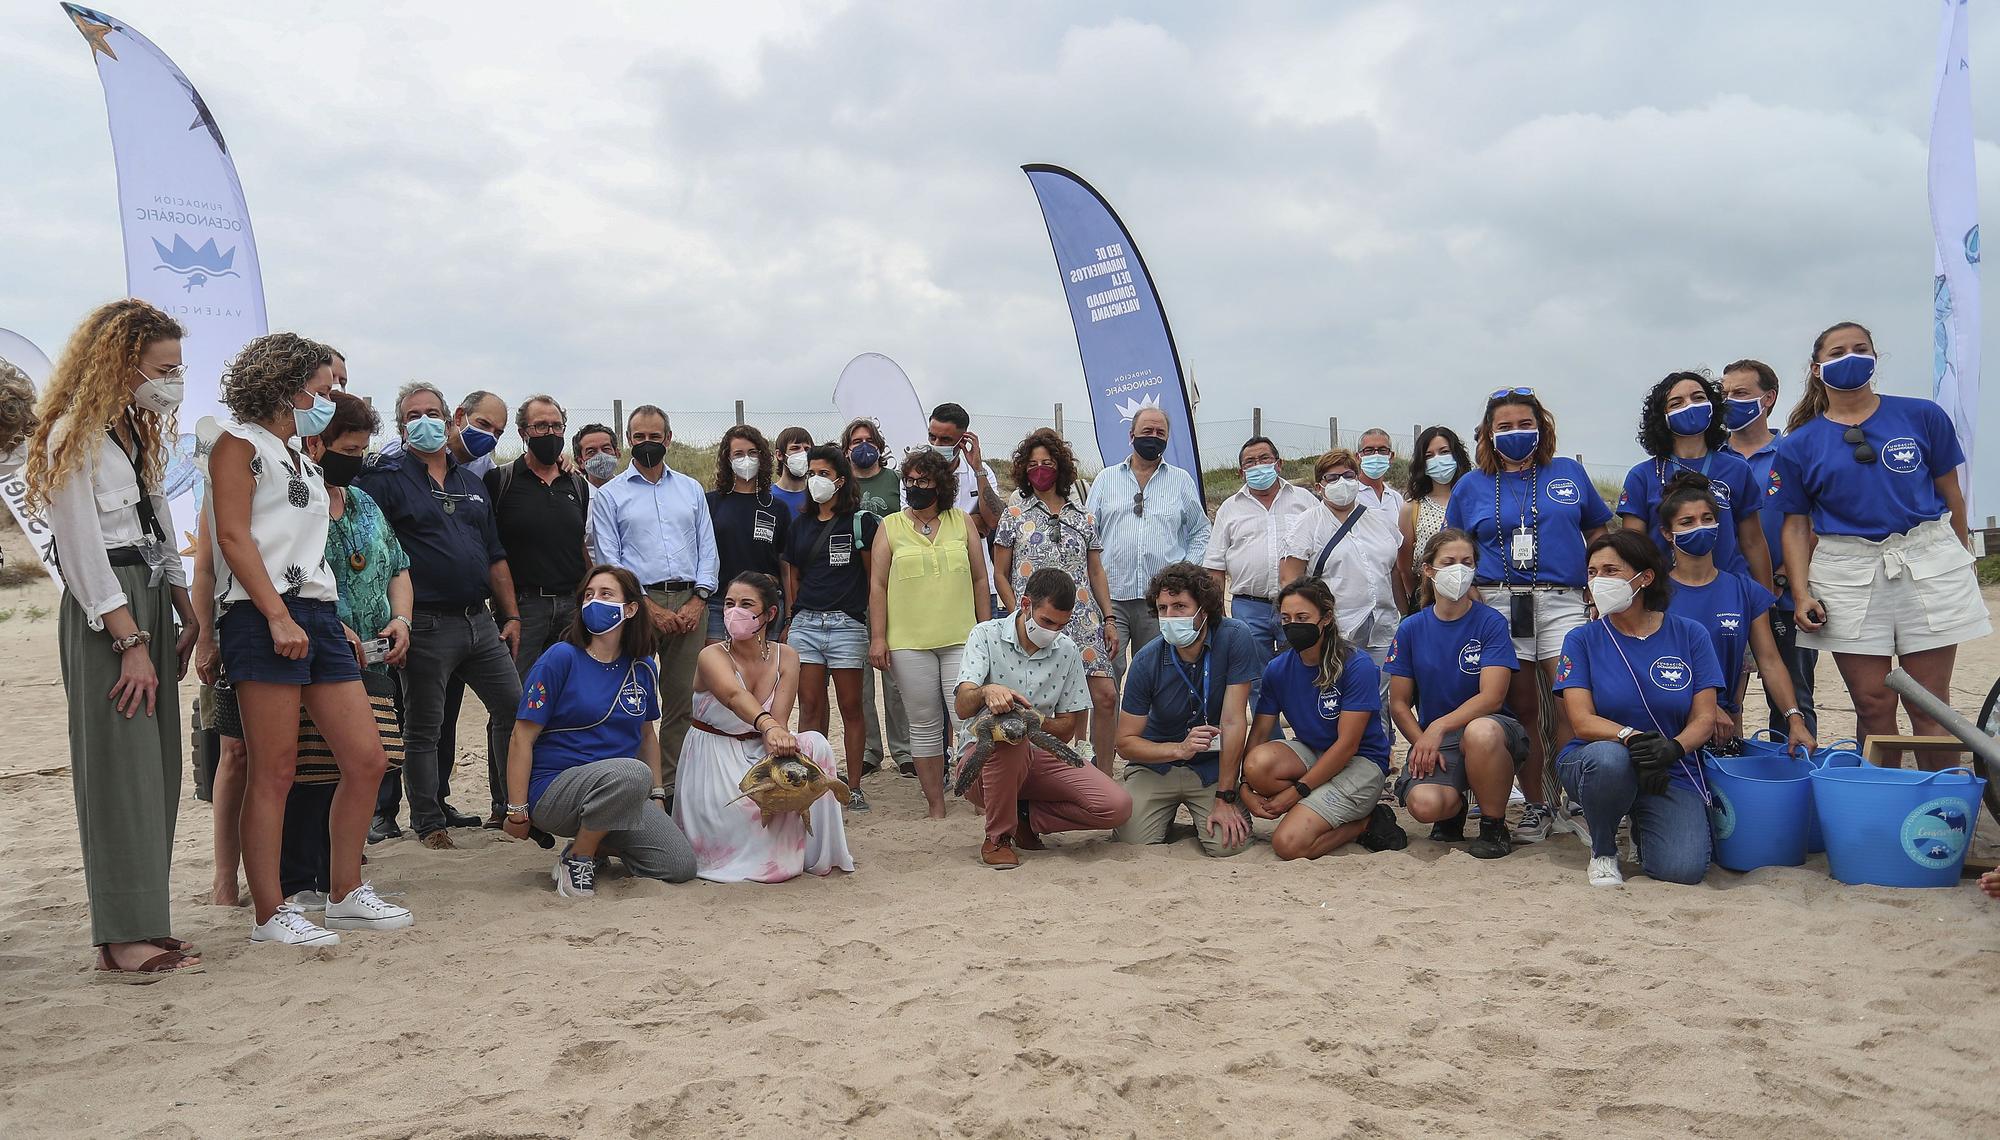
[
  {"xmin": 1555, "ymin": 740, "xmax": 1711, "ymax": 884},
  {"xmin": 1764, "ymin": 607, "xmax": 1819, "ymax": 737},
  {"xmin": 1231, "ymin": 595, "xmax": 1281, "ymax": 707}
]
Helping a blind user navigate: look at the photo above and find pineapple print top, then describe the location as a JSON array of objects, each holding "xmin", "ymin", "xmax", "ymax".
[{"xmin": 210, "ymin": 421, "xmax": 340, "ymax": 609}]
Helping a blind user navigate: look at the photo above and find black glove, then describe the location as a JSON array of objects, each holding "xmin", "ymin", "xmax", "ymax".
[{"xmin": 1625, "ymin": 732, "xmax": 1684, "ymax": 796}]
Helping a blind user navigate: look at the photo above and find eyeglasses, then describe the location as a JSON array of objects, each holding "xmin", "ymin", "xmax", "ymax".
[
  {"xmin": 1842, "ymin": 426, "xmax": 1875, "ymax": 465},
  {"xmin": 428, "ymin": 487, "xmax": 475, "ymax": 515},
  {"xmin": 143, "ymin": 363, "xmax": 189, "ymax": 382},
  {"xmin": 1488, "ymin": 386, "xmax": 1536, "ymax": 401},
  {"xmin": 523, "ymin": 422, "xmax": 566, "ymax": 437},
  {"xmin": 1132, "ymin": 490, "xmax": 1145, "ymax": 518}
]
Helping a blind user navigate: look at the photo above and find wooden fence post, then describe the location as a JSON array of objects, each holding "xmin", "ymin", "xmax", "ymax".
[
  {"xmin": 1054, "ymin": 402, "xmax": 1064, "ymax": 435},
  {"xmin": 1328, "ymin": 417, "xmax": 1339, "ymax": 449},
  {"xmin": 735, "ymin": 400, "xmax": 745, "ymax": 427},
  {"xmin": 1253, "ymin": 406, "xmax": 1262, "ymax": 438}
]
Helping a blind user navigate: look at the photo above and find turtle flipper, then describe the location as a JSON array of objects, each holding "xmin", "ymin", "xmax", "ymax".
[
  {"xmin": 726, "ymin": 780, "xmax": 781, "ymax": 810},
  {"xmin": 799, "ymin": 809, "xmax": 815, "ymax": 837},
  {"xmin": 1029, "ymin": 730, "xmax": 1087, "ymax": 767},
  {"xmin": 952, "ymin": 742, "xmax": 991, "ymax": 798}
]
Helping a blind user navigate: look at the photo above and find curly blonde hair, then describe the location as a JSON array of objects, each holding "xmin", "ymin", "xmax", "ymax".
[
  {"xmin": 0, "ymin": 358, "xmax": 38, "ymax": 459},
  {"xmin": 222, "ymin": 332, "xmax": 334, "ymax": 424},
  {"xmin": 24, "ymin": 299, "xmax": 184, "ymax": 511}
]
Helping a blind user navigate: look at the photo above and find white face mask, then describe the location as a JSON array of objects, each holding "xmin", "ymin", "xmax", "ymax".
[
  {"xmin": 1322, "ymin": 477, "xmax": 1359, "ymax": 509},
  {"xmin": 1589, "ymin": 573, "xmax": 1640, "ymax": 618},
  {"xmin": 1432, "ymin": 563, "xmax": 1475, "ymax": 602},
  {"xmin": 1022, "ymin": 613, "xmax": 1060, "ymax": 649},
  {"xmin": 132, "ymin": 376, "xmax": 185, "ymax": 415},
  {"xmin": 807, "ymin": 474, "xmax": 838, "ymax": 503},
  {"xmin": 785, "ymin": 451, "xmax": 810, "ymax": 477},
  {"xmin": 730, "ymin": 455, "xmax": 760, "ymax": 482}
]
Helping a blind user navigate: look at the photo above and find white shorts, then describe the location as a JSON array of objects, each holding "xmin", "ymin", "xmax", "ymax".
[
  {"xmin": 1474, "ymin": 583, "xmax": 1588, "ymax": 663},
  {"xmin": 1797, "ymin": 517, "xmax": 1991, "ymax": 656}
]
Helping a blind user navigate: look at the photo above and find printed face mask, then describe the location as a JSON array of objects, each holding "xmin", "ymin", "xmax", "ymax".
[
  {"xmin": 132, "ymin": 376, "xmax": 185, "ymax": 416},
  {"xmin": 460, "ymin": 423, "xmax": 498, "ymax": 458},
  {"xmin": 1493, "ymin": 428, "xmax": 1540, "ymax": 463},
  {"xmin": 1721, "ymin": 396, "xmax": 1765, "ymax": 431},
  {"xmin": 405, "ymin": 414, "xmax": 447, "ymax": 453},
  {"xmin": 580, "ymin": 599, "xmax": 627, "ymax": 635},
  {"xmin": 1670, "ymin": 524, "xmax": 1720, "ymax": 559},
  {"xmin": 1665, "ymin": 401, "xmax": 1715, "ymax": 437},
  {"xmin": 1432, "ymin": 563, "xmax": 1475, "ymax": 602},
  {"xmin": 730, "ymin": 455, "xmax": 760, "ymax": 482},
  {"xmin": 1818, "ymin": 353, "xmax": 1875, "ymax": 391},
  {"xmin": 807, "ymin": 474, "xmax": 838, "ymax": 503},
  {"xmin": 1589, "ymin": 573, "xmax": 1639, "ymax": 617},
  {"xmin": 1425, "ymin": 455, "xmax": 1459, "ymax": 485},
  {"xmin": 1359, "ymin": 454, "xmax": 1392, "ymax": 480},
  {"xmin": 786, "ymin": 451, "xmax": 810, "ymax": 477},
  {"xmin": 1243, "ymin": 463, "xmax": 1279, "ymax": 491},
  {"xmin": 583, "ymin": 453, "xmax": 619, "ymax": 482}
]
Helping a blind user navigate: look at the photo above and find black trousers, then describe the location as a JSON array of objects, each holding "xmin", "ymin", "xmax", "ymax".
[
  {"xmin": 378, "ymin": 673, "xmax": 462, "ymax": 819},
  {"xmin": 281, "ymin": 782, "xmax": 337, "ymax": 897}
]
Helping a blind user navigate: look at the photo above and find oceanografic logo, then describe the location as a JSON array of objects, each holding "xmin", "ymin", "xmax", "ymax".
[{"xmin": 152, "ymin": 235, "xmax": 240, "ymax": 292}]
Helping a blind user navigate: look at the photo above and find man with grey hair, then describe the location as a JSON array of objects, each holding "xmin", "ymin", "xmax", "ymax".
[
  {"xmin": 379, "ymin": 385, "xmax": 507, "ymax": 479},
  {"xmin": 358, "ymin": 383, "xmax": 524, "ymax": 848},
  {"xmin": 589, "ymin": 404, "xmax": 716, "ymax": 803},
  {"xmin": 487, "ymin": 393, "xmax": 591, "ymax": 686}
]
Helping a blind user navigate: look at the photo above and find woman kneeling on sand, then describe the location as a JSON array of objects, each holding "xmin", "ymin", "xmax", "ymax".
[
  {"xmin": 503, "ymin": 565, "xmax": 697, "ymax": 896},
  {"xmin": 1240, "ymin": 577, "xmax": 1408, "ymax": 859}
]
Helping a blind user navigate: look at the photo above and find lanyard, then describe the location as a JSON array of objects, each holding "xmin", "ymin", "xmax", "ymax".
[
  {"xmin": 1166, "ymin": 645, "xmax": 1211, "ymax": 733},
  {"xmin": 106, "ymin": 420, "xmax": 166, "ymax": 543},
  {"xmin": 1601, "ymin": 619, "xmax": 1712, "ymax": 805},
  {"xmin": 1494, "ymin": 463, "xmax": 1538, "ymax": 585}
]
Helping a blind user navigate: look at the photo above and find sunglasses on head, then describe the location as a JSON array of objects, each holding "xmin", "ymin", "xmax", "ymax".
[
  {"xmin": 1842, "ymin": 426, "xmax": 1875, "ymax": 465},
  {"xmin": 1488, "ymin": 386, "xmax": 1536, "ymax": 401}
]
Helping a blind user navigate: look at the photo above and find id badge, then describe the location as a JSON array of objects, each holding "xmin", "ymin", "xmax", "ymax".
[
  {"xmin": 137, "ymin": 537, "xmax": 172, "ymax": 587},
  {"xmin": 753, "ymin": 510, "xmax": 776, "ymax": 544},
  {"xmin": 829, "ymin": 534, "xmax": 853, "ymax": 567},
  {"xmin": 1510, "ymin": 527, "xmax": 1537, "ymax": 569}
]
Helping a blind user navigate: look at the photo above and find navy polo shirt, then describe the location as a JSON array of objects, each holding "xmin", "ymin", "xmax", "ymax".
[
  {"xmin": 356, "ymin": 449, "xmax": 507, "ymax": 609},
  {"xmin": 1120, "ymin": 616, "xmax": 1265, "ymax": 784}
]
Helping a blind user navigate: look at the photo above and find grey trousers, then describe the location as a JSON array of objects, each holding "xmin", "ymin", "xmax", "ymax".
[
  {"xmin": 514, "ymin": 590, "xmax": 578, "ymax": 683},
  {"xmin": 861, "ymin": 660, "xmax": 912, "ymax": 766},
  {"xmin": 60, "ymin": 563, "xmax": 181, "ymax": 945},
  {"xmin": 532, "ymin": 758, "xmax": 696, "ymax": 882},
  {"xmin": 401, "ymin": 607, "xmax": 521, "ymax": 837},
  {"xmin": 645, "ymin": 585, "xmax": 704, "ymax": 793},
  {"xmin": 1111, "ymin": 598, "xmax": 1161, "ymax": 685}
]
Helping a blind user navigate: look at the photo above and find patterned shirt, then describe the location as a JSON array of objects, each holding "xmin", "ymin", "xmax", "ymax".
[
  {"xmin": 326, "ymin": 484, "xmax": 410, "ymax": 675},
  {"xmin": 957, "ymin": 614, "xmax": 1093, "ymax": 716}
]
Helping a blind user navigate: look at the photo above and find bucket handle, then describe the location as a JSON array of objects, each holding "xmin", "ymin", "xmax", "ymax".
[{"xmin": 1920, "ymin": 767, "xmax": 1977, "ymax": 783}]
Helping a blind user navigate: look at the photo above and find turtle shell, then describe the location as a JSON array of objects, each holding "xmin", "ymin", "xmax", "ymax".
[{"xmin": 738, "ymin": 754, "xmax": 843, "ymax": 816}]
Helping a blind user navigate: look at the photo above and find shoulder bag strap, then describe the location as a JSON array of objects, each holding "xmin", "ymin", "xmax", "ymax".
[{"xmin": 1310, "ymin": 505, "xmax": 1366, "ymax": 579}]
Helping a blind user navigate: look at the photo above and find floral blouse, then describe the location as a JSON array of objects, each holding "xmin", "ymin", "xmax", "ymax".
[{"xmin": 993, "ymin": 491, "xmax": 1111, "ymax": 676}]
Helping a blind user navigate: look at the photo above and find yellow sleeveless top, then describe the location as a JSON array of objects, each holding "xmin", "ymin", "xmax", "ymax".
[{"xmin": 881, "ymin": 509, "xmax": 977, "ymax": 650}]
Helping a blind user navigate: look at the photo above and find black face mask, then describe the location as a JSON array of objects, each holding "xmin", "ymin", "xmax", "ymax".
[
  {"xmin": 1132, "ymin": 435, "xmax": 1168, "ymax": 462},
  {"xmin": 1281, "ymin": 621, "xmax": 1324, "ymax": 653},
  {"xmin": 527, "ymin": 433, "xmax": 564, "ymax": 465},
  {"xmin": 904, "ymin": 486, "xmax": 938, "ymax": 511},
  {"xmin": 319, "ymin": 450, "xmax": 364, "ymax": 488},
  {"xmin": 631, "ymin": 441, "xmax": 667, "ymax": 468}
]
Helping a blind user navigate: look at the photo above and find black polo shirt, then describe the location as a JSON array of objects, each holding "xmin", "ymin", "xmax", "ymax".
[{"xmin": 486, "ymin": 458, "xmax": 590, "ymax": 592}]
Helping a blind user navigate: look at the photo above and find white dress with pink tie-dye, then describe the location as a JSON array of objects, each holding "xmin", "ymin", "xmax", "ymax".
[{"xmin": 673, "ymin": 683, "xmax": 854, "ymax": 883}]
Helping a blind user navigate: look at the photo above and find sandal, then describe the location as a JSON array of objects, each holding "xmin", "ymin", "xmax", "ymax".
[
  {"xmin": 146, "ymin": 936, "xmax": 196, "ymax": 954},
  {"xmin": 93, "ymin": 945, "xmax": 205, "ymax": 984}
]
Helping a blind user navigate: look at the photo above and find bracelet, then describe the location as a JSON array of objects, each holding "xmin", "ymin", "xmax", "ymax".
[
  {"xmin": 1784, "ymin": 708, "xmax": 1804, "ymax": 722},
  {"xmin": 648, "ymin": 788, "xmax": 668, "ymax": 802},
  {"xmin": 504, "ymin": 802, "xmax": 529, "ymax": 815},
  {"xmin": 109, "ymin": 630, "xmax": 152, "ymax": 654},
  {"xmin": 754, "ymin": 711, "xmax": 775, "ymax": 728},
  {"xmin": 389, "ymin": 614, "xmax": 411, "ymax": 627}
]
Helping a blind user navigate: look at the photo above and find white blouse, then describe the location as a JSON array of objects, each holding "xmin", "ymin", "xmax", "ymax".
[
  {"xmin": 1283, "ymin": 502, "xmax": 1404, "ymax": 644},
  {"xmin": 42, "ymin": 419, "xmax": 189, "ymax": 631},
  {"xmin": 209, "ymin": 422, "xmax": 338, "ymax": 609}
]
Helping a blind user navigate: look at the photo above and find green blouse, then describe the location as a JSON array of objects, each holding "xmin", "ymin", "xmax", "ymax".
[{"xmin": 326, "ymin": 484, "xmax": 410, "ymax": 673}]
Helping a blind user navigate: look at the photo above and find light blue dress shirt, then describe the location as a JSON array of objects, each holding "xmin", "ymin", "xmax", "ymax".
[
  {"xmin": 588, "ymin": 466, "xmax": 719, "ymax": 591},
  {"xmin": 1086, "ymin": 459, "xmax": 1211, "ymax": 601}
]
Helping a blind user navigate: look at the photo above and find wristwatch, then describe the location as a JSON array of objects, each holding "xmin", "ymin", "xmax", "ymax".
[
  {"xmin": 1217, "ymin": 787, "xmax": 1240, "ymax": 805},
  {"xmin": 694, "ymin": 586, "xmax": 714, "ymax": 601},
  {"xmin": 1290, "ymin": 779, "xmax": 1312, "ymax": 800},
  {"xmin": 1783, "ymin": 708, "xmax": 1805, "ymax": 722},
  {"xmin": 1616, "ymin": 726, "xmax": 1638, "ymax": 744}
]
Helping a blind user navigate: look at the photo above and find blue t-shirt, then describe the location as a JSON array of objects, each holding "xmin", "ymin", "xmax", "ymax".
[
  {"xmin": 770, "ymin": 484, "xmax": 809, "ymax": 520},
  {"xmin": 1665, "ymin": 571, "xmax": 1776, "ymax": 715},
  {"xmin": 518, "ymin": 641, "xmax": 662, "ymax": 806},
  {"xmin": 1730, "ymin": 433, "xmax": 1793, "ymax": 608},
  {"xmin": 1384, "ymin": 602, "xmax": 1519, "ymax": 727},
  {"xmin": 1120, "ymin": 616, "xmax": 1266, "ymax": 784},
  {"xmin": 1555, "ymin": 615, "xmax": 1724, "ymax": 787},
  {"xmin": 1617, "ymin": 450, "xmax": 1761, "ymax": 576},
  {"xmin": 1771, "ymin": 395, "xmax": 1964, "ymax": 540},
  {"xmin": 1255, "ymin": 647, "xmax": 1393, "ymax": 773},
  {"xmin": 1444, "ymin": 457, "xmax": 1613, "ymax": 587}
]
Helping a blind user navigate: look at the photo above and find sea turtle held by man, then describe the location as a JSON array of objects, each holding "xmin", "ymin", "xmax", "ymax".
[
  {"xmin": 952, "ymin": 704, "xmax": 1086, "ymax": 797},
  {"xmin": 728, "ymin": 754, "xmax": 850, "ymax": 835}
]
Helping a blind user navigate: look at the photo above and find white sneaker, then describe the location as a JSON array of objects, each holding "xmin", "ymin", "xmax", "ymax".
[
  {"xmin": 1588, "ymin": 856, "xmax": 1625, "ymax": 888},
  {"xmin": 287, "ymin": 890, "xmax": 328, "ymax": 912},
  {"xmin": 553, "ymin": 848, "xmax": 596, "ymax": 898},
  {"xmin": 251, "ymin": 903, "xmax": 340, "ymax": 946},
  {"xmin": 324, "ymin": 882, "xmax": 414, "ymax": 931}
]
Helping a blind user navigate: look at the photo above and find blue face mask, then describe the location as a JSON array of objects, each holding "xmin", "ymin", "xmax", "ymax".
[
  {"xmin": 1493, "ymin": 428, "xmax": 1539, "ymax": 463},
  {"xmin": 580, "ymin": 599, "xmax": 628, "ymax": 635},
  {"xmin": 405, "ymin": 414, "xmax": 447, "ymax": 454},
  {"xmin": 1359, "ymin": 454, "xmax": 1392, "ymax": 480},
  {"xmin": 1819, "ymin": 353, "xmax": 1876, "ymax": 391},
  {"xmin": 849, "ymin": 441, "xmax": 880, "ymax": 470},
  {"xmin": 1425, "ymin": 454, "xmax": 1459, "ymax": 484},
  {"xmin": 460, "ymin": 423, "xmax": 498, "ymax": 458},
  {"xmin": 293, "ymin": 392, "xmax": 334, "ymax": 438},
  {"xmin": 1670, "ymin": 524, "xmax": 1720, "ymax": 558},
  {"xmin": 1721, "ymin": 396, "xmax": 1765, "ymax": 431},
  {"xmin": 1243, "ymin": 463, "xmax": 1278, "ymax": 491},
  {"xmin": 1665, "ymin": 401, "xmax": 1714, "ymax": 437},
  {"xmin": 1158, "ymin": 614, "xmax": 1203, "ymax": 647}
]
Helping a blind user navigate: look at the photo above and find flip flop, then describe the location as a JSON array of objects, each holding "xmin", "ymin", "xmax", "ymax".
[
  {"xmin": 146, "ymin": 936, "xmax": 196, "ymax": 954},
  {"xmin": 93, "ymin": 946, "xmax": 205, "ymax": 984}
]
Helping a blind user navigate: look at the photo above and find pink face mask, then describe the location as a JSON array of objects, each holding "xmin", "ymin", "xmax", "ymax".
[{"xmin": 723, "ymin": 605, "xmax": 765, "ymax": 641}]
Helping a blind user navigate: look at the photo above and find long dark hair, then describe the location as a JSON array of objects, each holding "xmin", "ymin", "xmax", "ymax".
[
  {"xmin": 1657, "ymin": 472, "xmax": 1720, "ymax": 546},
  {"xmin": 567, "ymin": 564, "xmax": 657, "ymax": 661},
  {"xmin": 1787, "ymin": 321, "xmax": 1875, "ymax": 433},
  {"xmin": 804, "ymin": 443, "xmax": 859, "ymax": 516},
  {"xmin": 1406, "ymin": 425, "xmax": 1471, "ymax": 499},
  {"xmin": 1637, "ymin": 370, "xmax": 1726, "ymax": 458},
  {"xmin": 713, "ymin": 424, "xmax": 773, "ymax": 495},
  {"xmin": 1276, "ymin": 576, "xmax": 1352, "ymax": 690}
]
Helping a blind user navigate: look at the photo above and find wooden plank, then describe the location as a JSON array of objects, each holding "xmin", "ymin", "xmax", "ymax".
[{"xmin": 1858, "ymin": 735, "xmax": 1974, "ymax": 766}]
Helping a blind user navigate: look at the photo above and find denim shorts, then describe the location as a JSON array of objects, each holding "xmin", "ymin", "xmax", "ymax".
[
  {"xmin": 706, "ymin": 597, "xmax": 727, "ymax": 642},
  {"xmin": 218, "ymin": 595, "xmax": 362, "ymax": 686},
  {"xmin": 789, "ymin": 609, "xmax": 868, "ymax": 669}
]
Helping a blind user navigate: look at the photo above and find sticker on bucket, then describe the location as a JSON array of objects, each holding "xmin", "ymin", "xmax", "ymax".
[
  {"xmin": 1899, "ymin": 797, "xmax": 1975, "ymax": 868},
  {"xmin": 1709, "ymin": 786, "xmax": 1737, "ymax": 840}
]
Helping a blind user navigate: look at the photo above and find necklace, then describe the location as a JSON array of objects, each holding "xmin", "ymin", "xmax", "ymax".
[
  {"xmin": 910, "ymin": 509, "xmax": 936, "ymax": 536},
  {"xmin": 332, "ymin": 503, "xmax": 368, "ymax": 572}
]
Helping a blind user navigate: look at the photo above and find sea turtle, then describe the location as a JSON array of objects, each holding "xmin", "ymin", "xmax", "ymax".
[
  {"xmin": 951, "ymin": 704, "xmax": 1086, "ymax": 797},
  {"xmin": 727, "ymin": 753, "xmax": 850, "ymax": 835}
]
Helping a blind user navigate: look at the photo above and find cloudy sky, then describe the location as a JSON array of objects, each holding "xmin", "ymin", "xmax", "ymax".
[{"xmin": 5, "ymin": 1, "xmax": 2000, "ymax": 503}]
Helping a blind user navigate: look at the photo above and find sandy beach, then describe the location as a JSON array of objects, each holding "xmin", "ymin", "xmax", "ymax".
[{"xmin": 0, "ymin": 562, "xmax": 1996, "ymax": 1139}]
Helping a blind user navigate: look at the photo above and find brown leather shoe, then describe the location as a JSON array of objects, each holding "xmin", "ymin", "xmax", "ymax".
[
  {"xmin": 980, "ymin": 840, "xmax": 1019, "ymax": 869},
  {"xmin": 1013, "ymin": 805, "xmax": 1045, "ymax": 851},
  {"xmin": 420, "ymin": 830, "xmax": 456, "ymax": 850}
]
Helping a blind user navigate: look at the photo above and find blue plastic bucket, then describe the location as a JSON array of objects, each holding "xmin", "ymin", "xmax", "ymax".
[
  {"xmin": 1809, "ymin": 766, "xmax": 1987, "ymax": 887},
  {"xmin": 1704, "ymin": 752, "xmax": 1814, "ymax": 871},
  {"xmin": 1739, "ymin": 734, "xmax": 1863, "ymax": 853}
]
